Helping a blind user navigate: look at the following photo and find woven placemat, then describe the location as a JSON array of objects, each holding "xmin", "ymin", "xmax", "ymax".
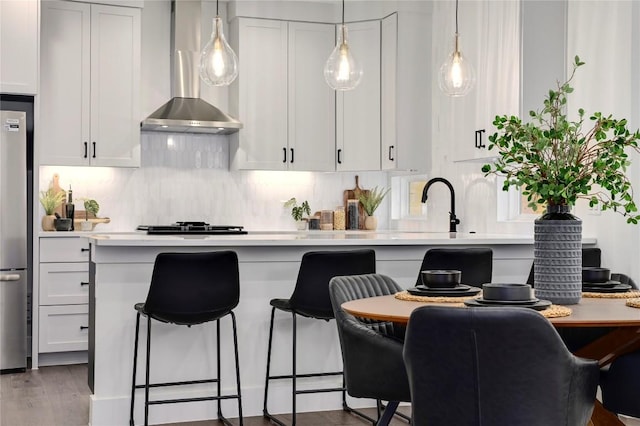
[
  {"xmin": 539, "ymin": 305, "xmax": 572, "ymax": 318},
  {"xmin": 394, "ymin": 291, "xmax": 572, "ymax": 318},
  {"xmin": 626, "ymin": 298, "xmax": 640, "ymax": 308},
  {"xmin": 395, "ymin": 290, "xmax": 477, "ymax": 305},
  {"xmin": 582, "ymin": 290, "xmax": 640, "ymax": 299}
]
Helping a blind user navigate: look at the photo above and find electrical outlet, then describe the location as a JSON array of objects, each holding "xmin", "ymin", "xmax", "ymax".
[{"xmin": 588, "ymin": 204, "xmax": 601, "ymax": 216}]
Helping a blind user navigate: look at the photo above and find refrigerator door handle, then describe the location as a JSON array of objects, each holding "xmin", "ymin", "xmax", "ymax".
[{"xmin": 0, "ymin": 274, "xmax": 20, "ymax": 281}]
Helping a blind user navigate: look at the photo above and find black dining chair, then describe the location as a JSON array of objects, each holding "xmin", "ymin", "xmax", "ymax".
[
  {"xmin": 600, "ymin": 350, "xmax": 640, "ymax": 419},
  {"xmin": 129, "ymin": 251, "xmax": 243, "ymax": 426},
  {"xmin": 403, "ymin": 305, "xmax": 599, "ymax": 426},
  {"xmin": 416, "ymin": 247, "xmax": 493, "ymax": 287},
  {"xmin": 263, "ymin": 249, "xmax": 376, "ymax": 426},
  {"xmin": 329, "ymin": 274, "xmax": 411, "ymax": 426}
]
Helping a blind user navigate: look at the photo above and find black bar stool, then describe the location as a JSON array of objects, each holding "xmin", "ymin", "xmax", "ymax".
[
  {"xmin": 263, "ymin": 249, "xmax": 376, "ymax": 426},
  {"xmin": 129, "ymin": 251, "xmax": 243, "ymax": 426},
  {"xmin": 416, "ymin": 247, "xmax": 493, "ymax": 287}
]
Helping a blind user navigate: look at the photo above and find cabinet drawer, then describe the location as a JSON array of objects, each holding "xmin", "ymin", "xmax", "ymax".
[
  {"xmin": 39, "ymin": 305, "xmax": 89, "ymax": 353},
  {"xmin": 40, "ymin": 237, "xmax": 90, "ymax": 262},
  {"xmin": 39, "ymin": 263, "xmax": 89, "ymax": 305}
]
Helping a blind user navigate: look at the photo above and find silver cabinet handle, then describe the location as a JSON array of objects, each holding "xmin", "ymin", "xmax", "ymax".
[{"xmin": 0, "ymin": 274, "xmax": 20, "ymax": 281}]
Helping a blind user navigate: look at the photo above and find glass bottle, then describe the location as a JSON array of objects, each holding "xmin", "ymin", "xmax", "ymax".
[
  {"xmin": 65, "ymin": 186, "xmax": 75, "ymax": 231},
  {"xmin": 347, "ymin": 199, "xmax": 359, "ymax": 230}
]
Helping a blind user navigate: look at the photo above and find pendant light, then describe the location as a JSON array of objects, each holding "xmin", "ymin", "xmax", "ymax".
[
  {"xmin": 200, "ymin": 0, "xmax": 238, "ymax": 87},
  {"xmin": 324, "ymin": 0, "xmax": 363, "ymax": 91},
  {"xmin": 438, "ymin": 0, "xmax": 475, "ymax": 97}
]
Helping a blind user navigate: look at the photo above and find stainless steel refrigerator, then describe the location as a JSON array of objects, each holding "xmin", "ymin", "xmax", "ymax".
[{"xmin": 0, "ymin": 108, "xmax": 28, "ymax": 372}]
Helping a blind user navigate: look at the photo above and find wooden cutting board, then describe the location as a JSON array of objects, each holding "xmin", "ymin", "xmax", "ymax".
[
  {"xmin": 343, "ymin": 175, "xmax": 369, "ymax": 230},
  {"xmin": 49, "ymin": 173, "xmax": 67, "ymax": 218}
]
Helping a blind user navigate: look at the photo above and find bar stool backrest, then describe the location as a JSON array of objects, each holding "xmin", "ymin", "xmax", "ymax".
[
  {"xmin": 288, "ymin": 249, "xmax": 376, "ymax": 319},
  {"xmin": 143, "ymin": 251, "xmax": 240, "ymax": 325},
  {"xmin": 416, "ymin": 248, "xmax": 493, "ymax": 287}
]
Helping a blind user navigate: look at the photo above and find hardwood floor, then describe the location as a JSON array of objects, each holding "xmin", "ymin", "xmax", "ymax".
[{"xmin": 0, "ymin": 364, "xmax": 410, "ymax": 426}]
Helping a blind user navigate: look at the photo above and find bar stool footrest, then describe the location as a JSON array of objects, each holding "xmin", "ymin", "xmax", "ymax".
[
  {"xmin": 134, "ymin": 378, "xmax": 218, "ymax": 390},
  {"xmin": 149, "ymin": 394, "xmax": 241, "ymax": 405}
]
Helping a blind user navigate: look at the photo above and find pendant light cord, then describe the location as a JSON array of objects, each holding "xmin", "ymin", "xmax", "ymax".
[
  {"xmin": 341, "ymin": 0, "xmax": 345, "ymax": 25},
  {"xmin": 216, "ymin": 0, "xmax": 219, "ymax": 16},
  {"xmin": 455, "ymin": 0, "xmax": 459, "ymax": 34}
]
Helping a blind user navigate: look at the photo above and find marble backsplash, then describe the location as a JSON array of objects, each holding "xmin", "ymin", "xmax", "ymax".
[{"xmin": 39, "ymin": 133, "xmax": 390, "ymax": 232}]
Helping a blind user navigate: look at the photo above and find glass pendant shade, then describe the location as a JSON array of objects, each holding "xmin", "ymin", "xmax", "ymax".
[
  {"xmin": 438, "ymin": 33, "xmax": 475, "ymax": 97},
  {"xmin": 200, "ymin": 16, "xmax": 238, "ymax": 87},
  {"xmin": 324, "ymin": 25, "xmax": 363, "ymax": 91}
]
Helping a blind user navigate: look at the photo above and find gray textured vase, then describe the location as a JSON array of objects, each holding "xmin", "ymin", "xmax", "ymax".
[{"xmin": 533, "ymin": 205, "xmax": 583, "ymax": 305}]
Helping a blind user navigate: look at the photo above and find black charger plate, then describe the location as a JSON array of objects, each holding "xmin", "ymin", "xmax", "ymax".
[
  {"xmin": 464, "ymin": 299, "xmax": 552, "ymax": 311},
  {"xmin": 582, "ymin": 280, "xmax": 621, "ymax": 288},
  {"xmin": 415, "ymin": 284, "xmax": 470, "ymax": 292},
  {"xmin": 582, "ymin": 283, "xmax": 632, "ymax": 293},
  {"xmin": 407, "ymin": 286, "xmax": 481, "ymax": 297}
]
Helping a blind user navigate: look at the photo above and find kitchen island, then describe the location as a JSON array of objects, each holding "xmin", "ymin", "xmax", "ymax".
[{"xmin": 87, "ymin": 231, "xmax": 596, "ymax": 426}]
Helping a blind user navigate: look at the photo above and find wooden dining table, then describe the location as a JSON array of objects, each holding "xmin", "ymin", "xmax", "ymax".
[{"xmin": 342, "ymin": 295, "xmax": 640, "ymax": 426}]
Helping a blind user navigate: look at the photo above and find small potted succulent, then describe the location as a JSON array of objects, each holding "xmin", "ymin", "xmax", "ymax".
[
  {"xmin": 358, "ymin": 186, "xmax": 390, "ymax": 230},
  {"xmin": 284, "ymin": 197, "xmax": 311, "ymax": 230},
  {"xmin": 39, "ymin": 189, "xmax": 66, "ymax": 231},
  {"xmin": 79, "ymin": 199, "xmax": 100, "ymax": 231}
]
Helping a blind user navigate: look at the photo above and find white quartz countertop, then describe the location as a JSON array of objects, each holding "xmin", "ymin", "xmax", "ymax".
[{"xmin": 86, "ymin": 231, "xmax": 596, "ymax": 247}]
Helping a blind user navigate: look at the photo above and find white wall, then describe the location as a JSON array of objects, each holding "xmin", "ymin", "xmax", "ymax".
[
  {"xmin": 39, "ymin": 135, "xmax": 389, "ymax": 231},
  {"xmin": 567, "ymin": 1, "xmax": 640, "ymax": 279}
]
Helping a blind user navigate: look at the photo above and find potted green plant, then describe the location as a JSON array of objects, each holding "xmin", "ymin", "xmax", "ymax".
[
  {"xmin": 358, "ymin": 186, "xmax": 390, "ymax": 230},
  {"xmin": 482, "ymin": 56, "xmax": 640, "ymax": 304},
  {"xmin": 284, "ymin": 198, "xmax": 311, "ymax": 230},
  {"xmin": 39, "ymin": 189, "xmax": 66, "ymax": 231}
]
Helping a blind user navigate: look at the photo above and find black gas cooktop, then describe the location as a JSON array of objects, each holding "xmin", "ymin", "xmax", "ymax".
[{"xmin": 137, "ymin": 222, "xmax": 247, "ymax": 235}]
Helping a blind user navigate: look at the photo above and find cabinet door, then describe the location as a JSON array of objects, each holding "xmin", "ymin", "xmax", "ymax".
[
  {"xmin": 450, "ymin": 0, "xmax": 520, "ymax": 162},
  {"xmin": 336, "ymin": 20, "xmax": 381, "ymax": 171},
  {"xmin": 477, "ymin": 1, "xmax": 520, "ymax": 145},
  {"xmin": 40, "ymin": 0, "xmax": 92, "ymax": 166},
  {"xmin": 381, "ymin": 14, "xmax": 398, "ymax": 170},
  {"xmin": 39, "ymin": 305, "xmax": 89, "ymax": 353},
  {"xmin": 39, "ymin": 263, "xmax": 89, "ymax": 305},
  {"xmin": 288, "ymin": 22, "xmax": 335, "ymax": 171},
  {"xmin": 443, "ymin": 0, "xmax": 483, "ymax": 162},
  {"xmin": 90, "ymin": 5, "xmax": 141, "ymax": 167},
  {"xmin": 381, "ymin": 12, "xmax": 431, "ymax": 172},
  {"xmin": 231, "ymin": 18, "xmax": 288, "ymax": 170},
  {"xmin": 0, "ymin": 0, "xmax": 38, "ymax": 95}
]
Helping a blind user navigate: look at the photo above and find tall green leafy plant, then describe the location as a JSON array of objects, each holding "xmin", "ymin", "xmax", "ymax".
[
  {"xmin": 358, "ymin": 186, "xmax": 390, "ymax": 216},
  {"xmin": 482, "ymin": 56, "xmax": 640, "ymax": 223},
  {"xmin": 39, "ymin": 189, "xmax": 66, "ymax": 215}
]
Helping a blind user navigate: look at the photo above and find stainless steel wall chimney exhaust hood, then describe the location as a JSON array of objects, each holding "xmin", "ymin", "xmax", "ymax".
[{"xmin": 141, "ymin": 0, "xmax": 242, "ymax": 134}]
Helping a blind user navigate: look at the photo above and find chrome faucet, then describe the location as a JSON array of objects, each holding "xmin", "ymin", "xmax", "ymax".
[{"xmin": 421, "ymin": 177, "xmax": 460, "ymax": 233}]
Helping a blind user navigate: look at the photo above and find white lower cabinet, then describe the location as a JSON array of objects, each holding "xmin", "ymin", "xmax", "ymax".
[
  {"xmin": 38, "ymin": 305, "xmax": 89, "ymax": 353},
  {"xmin": 38, "ymin": 237, "xmax": 90, "ymax": 359}
]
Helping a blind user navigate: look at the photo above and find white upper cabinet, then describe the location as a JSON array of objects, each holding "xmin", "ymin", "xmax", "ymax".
[
  {"xmin": 381, "ymin": 11, "xmax": 431, "ymax": 172},
  {"xmin": 288, "ymin": 21, "xmax": 336, "ymax": 171},
  {"xmin": 230, "ymin": 18, "xmax": 288, "ymax": 170},
  {"xmin": 40, "ymin": 0, "xmax": 141, "ymax": 167},
  {"xmin": 0, "ymin": 0, "xmax": 38, "ymax": 95},
  {"xmin": 230, "ymin": 18, "xmax": 335, "ymax": 171},
  {"xmin": 432, "ymin": 0, "xmax": 520, "ymax": 163},
  {"xmin": 336, "ymin": 20, "xmax": 381, "ymax": 171}
]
